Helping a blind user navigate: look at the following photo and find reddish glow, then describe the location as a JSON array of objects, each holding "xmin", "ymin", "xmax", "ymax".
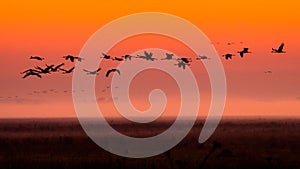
[{"xmin": 0, "ymin": 1, "xmax": 299, "ymax": 118}]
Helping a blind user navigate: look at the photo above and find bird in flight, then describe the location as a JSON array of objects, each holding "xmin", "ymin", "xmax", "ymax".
[
  {"xmin": 23, "ymin": 71, "xmax": 42, "ymax": 79},
  {"xmin": 100, "ymin": 53, "xmax": 112, "ymax": 60},
  {"xmin": 123, "ymin": 55, "xmax": 133, "ymax": 61},
  {"xmin": 49, "ymin": 63, "xmax": 65, "ymax": 72},
  {"xmin": 106, "ymin": 69, "xmax": 121, "ymax": 77},
  {"xmin": 30, "ymin": 56, "xmax": 44, "ymax": 61},
  {"xmin": 63, "ymin": 55, "xmax": 76, "ymax": 62},
  {"xmin": 63, "ymin": 55, "xmax": 83, "ymax": 62},
  {"xmin": 77, "ymin": 57, "xmax": 84, "ymax": 62},
  {"xmin": 196, "ymin": 55, "xmax": 209, "ymax": 60},
  {"xmin": 237, "ymin": 48, "xmax": 251, "ymax": 58},
  {"xmin": 113, "ymin": 57, "xmax": 124, "ymax": 61},
  {"xmin": 222, "ymin": 53, "xmax": 234, "ymax": 60},
  {"xmin": 178, "ymin": 57, "xmax": 192, "ymax": 63},
  {"xmin": 264, "ymin": 70, "xmax": 272, "ymax": 74},
  {"xmin": 136, "ymin": 51, "xmax": 156, "ymax": 61},
  {"xmin": 161, "ymin": 53, "xmax": 174, "ymax": 60},
  {"xmin": 35, "ymin": 65, "xmax": 53, "ymax": 74},
  {"xmin": 83, "ymin": 68, "xmax": 101, "ymax": 75},
  {"xmin": 60, "ymin": 67, "xmax": 75, "ymax": 74},
  {"xmin": 20, "ymin": 68, "xmax": 40, "ymax": 74},
  {"xmin": 174, "ymin": 60, "xmax": 190, "ymax": 69},
  {"xmin": 272, "ymin": 43, "xmax": 286, "ymax": 53}
]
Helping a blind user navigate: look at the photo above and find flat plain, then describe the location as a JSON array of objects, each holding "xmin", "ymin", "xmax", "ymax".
[{"xmin": 0, "ymin": 117, "xmax": 299, "ymax": 169}]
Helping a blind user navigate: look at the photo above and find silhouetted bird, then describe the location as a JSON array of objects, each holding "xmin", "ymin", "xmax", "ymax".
[
  {"xmin": 264, "ymin": 70, "xmax": 272, "ymax": 74},
  {"xmin": 30, "ymin": 56, "xmax": 44, "ymax": 61},
  {"xmin": 35, "ymin": 65, "xmax": 53, "ymax": 74},
  {"xmin": 238, "ymin": 48, "xmax": 251, "ymax": 58},
  {"xmin": 178, "ymin": 57, "xmax": 192, "ymax": 63},
  {"xmin": 83, "ymin": 68, "xmax": 101, "ymax": 75},
  {"xmin": 136, "ymin": 51, "xmax": 156, "ymax": 61},
  {"xmin": 77, "ymin": 57, "xmax": 84, "ymax": 62},
  {"xmin": 272, "ymin": 43, "xmax": 286, "ymax": 53},
  {"xmin": 63, "ymin": 55, "xmax": 76, "ymax": 62},
  {"xmin": 222, "ymin": 53, "xmax": 234, "ymax": 60},
  {"xmin": 60, "ymin": 67, "xmax": 75, "ymax": 74},
  {"xmin": 174, "ymin": 60, "xmax": 189, "ymax": 69},
  {"xmin": 227, "ymin": 42, "xmax": 234, "ymax": 45},
  {"xmin": 100, "ymin": 53, "xmax": 112, "ymax": 59},
  {"xmin": 196, "ymin": 55, "xmax": 209, "ymax": 60},
  {"xmin": 123, "ymin": 54, "xmax": 133, "ymax": 61},
  {"xmin": 113, "ymin": 57, "xmax": 124, "ymax": 61},
  {"xmin": 23, "ymin": 72, "xmax": 42, "ymax": 79},
  {"xmin": 49, "ymin": 63, "xmax": 64, "ymax": 72},
  {"xmin": 63, "ymin": 55, "xmax": 83, "ymax": 62},
  {"xmin": 106, "ymin": 69, "xmax": 120, "ymax": 77},
  {"xmin": 21, "ymin": 69, "xmax": 40, "ymax": 74},
  {"xmin": 161, "ymin": 53, "xmax": 174, "ymax": 60}
]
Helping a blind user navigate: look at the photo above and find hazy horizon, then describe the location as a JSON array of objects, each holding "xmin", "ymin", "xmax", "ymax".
[{"xmin": 1, "ymin": 1, "xmax": 300, "ymax": 118}]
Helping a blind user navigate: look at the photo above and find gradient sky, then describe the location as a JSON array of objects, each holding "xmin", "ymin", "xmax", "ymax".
[{"xmin": 0, "ymin": 0, "xmax": 300, "ymax": 118}]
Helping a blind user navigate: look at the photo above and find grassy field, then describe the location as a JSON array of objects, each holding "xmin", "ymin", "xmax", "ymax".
[{"xmin": 0, "ymin": 117, "xmax": 299, "ymax": 169}]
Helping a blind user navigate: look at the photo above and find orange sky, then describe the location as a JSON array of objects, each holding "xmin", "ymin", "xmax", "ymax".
[{"xmin": 0, "ymin": 0, "xmax": 300, "ymax": 118}]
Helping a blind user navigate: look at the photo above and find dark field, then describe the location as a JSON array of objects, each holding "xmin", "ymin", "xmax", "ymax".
[{"xmin": 0, "ymin": 118, "xmax": 299, "ymax": 169}]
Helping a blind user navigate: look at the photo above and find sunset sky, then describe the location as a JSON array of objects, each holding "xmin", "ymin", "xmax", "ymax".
[{"xmin": 0, "ymin": 0, "xmax": 299, "ymax": 118}]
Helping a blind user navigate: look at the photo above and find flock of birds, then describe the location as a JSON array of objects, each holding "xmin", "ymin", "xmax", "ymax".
[
  {"xmin": 222, "ymin": 42, "xmax": 285, "ymax": 60},
  {"xmin": 21, "ymin": 43, "xmax": 286, "ymax": 79},
  {"xmin": 21, "ymin": 54, "xmax": 121, "ymax": 79}
]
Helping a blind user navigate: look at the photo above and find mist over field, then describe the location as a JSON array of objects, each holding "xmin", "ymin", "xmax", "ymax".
[{"xmin": 0, "ymin": 117, "xmax": 299, "ymax": 169}]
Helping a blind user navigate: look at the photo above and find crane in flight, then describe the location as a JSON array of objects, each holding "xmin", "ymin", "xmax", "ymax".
[
  {"xmin": 35, "ymin": 65, "xmax": 53, "ymax": 74},
  {"xmin": 105, "ymin": 69, "xmax": 121, "ymax": 77},
  {"xmin": 123, "ymin": 54, "xmax": 133, "ymax": 61},
  {"xmin": 30, "ymin": 56, "xmax": 44, "ymax": 61},
  {"xmin": 63, "ymin": 55, "xmax": 84, "ymax": 62},
  {"xmin": 222, "ymin": 53, "xmax": 234, "ymax": 60},
  {"xmin": 83, "ymin": 68, "xmax": 101, "ymax": 75},
  {"xmin": 174, "ymin": 60, "xmax": 190, "ymax": 69},
  {"xmin": 237, "ymin": 48, "xmax": 251, "ymax": 58},
  {"xmin": 60, "ymin": 67, "xmax": 75, "ymax": 74},
  {"xmin": 23, "ymin": 71, "xmax": 42, "ymax": 79},
  {"xmin": 20, "ymin": 68, "xmax": 40, "ymax": 74},
  {"xmin": 178, "ymin": 57, "xmax": 192, "ymax": 63},
  {"xmin": 48, "ymin": 63, "xmax": 65, "ymax": 72},
  {"xmin": 272, "ymin": 43, "xmax": 286, "ymax": 53},
  {"xmin": 136, "ymin": 51, "xmax": 156, "ymax": 61},
  {"xmin": 196, "ymin": 55, "xmax": 209, "ymax": 60},
  {"xmin": 100, "ymin": 53, "xmax": 112, "ymax": 60},
  {"xmin": 264, "ymin": 70, "xmax": 272, "ymax": 74},
  {"xmin": 161, "ymin": 53, "xmax": 174, "ymax": 60},
  {"xmin": 113, "ymin": 57, "xmax": 124, "ymax": 61}
]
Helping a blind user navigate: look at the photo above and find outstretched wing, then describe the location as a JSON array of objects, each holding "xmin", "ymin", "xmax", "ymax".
[
  {"xmin": 239, "ymin": 52, "xmax": 244, "ymax": 57},
  {"xmin": 115, "ymin": 69, "xmax": 121, "ymax": 75},
  {"xmin": 35, "ymin": 73, "xmax": 42, "ymax": 78},
  {"xmin": 30, "ymin": 56, "xmax": 43, "ymax": 60},
  {"xmin": 83, "ymin": 69, "xmax": 91, "ymax": 73},
  {"xmin": 68, "ymin": 67, "xmax": 75, "ymax": 72},
  {"xmin": 278, "ymin": 43, "xmax": 284, "ymax": 51},
  {"xmin": 144, "ymin": 51, "xmax": 149, "ymax": 56},
  {"xmin": 144, "ymin": 51, "xmax": 153, "ymax": 57},
  {"xmin": 105, "ymin": 70, "xmax": 112, "ymax": 77},
  {"xmin": 55, "ymin": 63, "xmax": 65, "ymax": 69},
  {"xmin": 23, "ymin": 73, "xmax": 30, "ymax": 79},
  {"xmin": 35, "ymin": 66, "xmax": 44, "ymax": 72},
  {"xmin": 59, "ymin": 68, "xmax": 67, "ymax": 71}
]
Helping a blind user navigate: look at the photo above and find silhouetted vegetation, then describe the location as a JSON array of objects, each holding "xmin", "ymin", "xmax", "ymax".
[{"xmin": 0, "ymin": 118, "xmax": 299, "ymax": 169}]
